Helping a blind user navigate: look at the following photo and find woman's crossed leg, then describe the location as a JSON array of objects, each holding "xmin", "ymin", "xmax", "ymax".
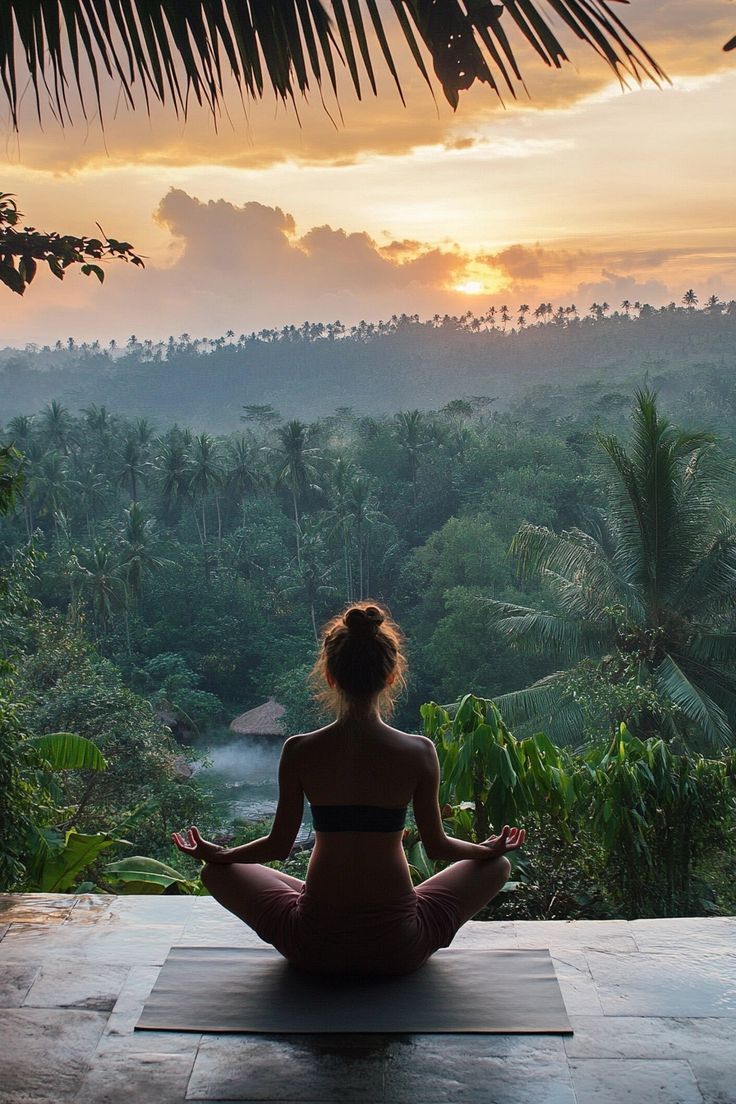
[{"xmin": 201, "ymin": 862, "xmax": 304, "ymax": 929}]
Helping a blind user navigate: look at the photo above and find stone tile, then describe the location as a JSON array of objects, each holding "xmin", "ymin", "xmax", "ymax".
[
  {"xmin": 23, "ymin": 962, "xmax": 129, "ymax": 1011},
  {"xmin": 548, "ymin": 951, "xmax": 604, "ymax": 1016},
  {"xmin": 0, "ymin": 1008, "xmax": 107, "ymax": 1102},
  {"xmin": 186, "ymin": 1035, "xmax": 388, "ymax": 1101},
  {"xmin": 76, "ymin": 1036, "xmax": 199, "ymax": 1104},
  {"xmin": 514, "ymin": 920, "xmax": 638, "ymax": 953},
  {"xmin": 0, "ymin": 964, "xmax": 39, "ymax": 1007},
  {"xmin": 103, "ymin": 965, "xmax": 162, "ymax": 1035},
  {"xmin": 564, "ymin": 1017, "xmax": 736, "ymax": 1104},
  {"xmin": 106, "ymin": 894, "xmax": 197, "ymax": 924},
  {"xmin": 569, "ymin": 1058, "xmax": 703, "ymax": 1103},
  {"xmin": 586, "ymin": 951, "xmax": 736, "ymax": 1017},
  {"xmin": 451, "ymin": 920, "xmax": 518, "ymax": 948},
  {"xmin": 629, "ymin": 917, "xmax": 736, "ymax": 955},
  {"xmin": 0, "ymin": 919, "xmax": 180, "ymax": 965},
  {"xmin": 383, "ymin": 1034, "xmax": 574, "ymax": 1103},
  {"xmin": 179, "ymin": 908, "xmax": 266, "ymax": 948},
  {"xmin": 0, "ymin": 893, "xmax": 77, "ymax": 924}
]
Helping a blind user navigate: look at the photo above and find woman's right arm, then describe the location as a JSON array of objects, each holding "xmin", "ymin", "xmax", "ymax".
[{"xmin": 412, "ymin": 736, "xmax": 522, "ymax": 861}]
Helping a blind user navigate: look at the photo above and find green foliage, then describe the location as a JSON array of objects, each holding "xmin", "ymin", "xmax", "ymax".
[
  {"xmin": 104, "ymin": 855, "xmax": 202, "ymax": 895},
  {"xmin": 0, "ymin": 194, "xmax": 143, "ymax": 296},
  {"xmin": 422, "ymin": 693, "xmax": 735, "ymax": 918},
  {"xmin": 29, "ymin": 731, "xmax": 107, "ymax": 771},
  {"xmin": 28, "ymin": 827, "xmax": 127, "ymax": 893}
]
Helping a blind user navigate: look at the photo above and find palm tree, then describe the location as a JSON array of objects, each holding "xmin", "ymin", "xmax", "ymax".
[
  {"xmin": 394, "ymin": 410, "xmax": 428, "ymax": 507},
  {"xmin": 155, "ymin": 438, "xmax": 191, "ymax": 526},
  {"xmin": 76, "ymin": 544, "xmax": 125, "ymax": 637},
  {"xmin": 682, "ymin": 289, "xmax": 699, "ymax": 309},
  {"xmin": 118, "ymin": 503, "xmax": 168, "ymax": 609},
  {"xmin": 344, "ymin": 475, "xmax": 384, "ymax": 599},
  {"xmin": 279, "ymin": 528, "xmax": 337, "ymax": 642},
  {"xmin": 323, "ymin": 456, "xmax": 358, "ymax": 601},
  {"xmin": 189, "ymin": 433, "xmax": 224, "ymax": 548},
  {"xmin": 271, "ymin": 420, "xmax": 323, "ymax": 568},
  {"xmin": 224, "ymin": 436, "xmax": 263, "ymax": 515},
  {"xmin": 116, "ymin": 437, "xmax": 147, "ymax": 503},
  {"xmin": 487, "ymin": 390, "xmax": 736, "ymax": 751},
  {"xmin": 39, "ymin": 401, "xmax": 74, "ymax": 455},
  {"xmin": 28, "ymin": 451, "xmax": 71, "ymax": 536},
  {"xmin": 1, "ymin": 3, "xmax": 662, "ymax": 132}
]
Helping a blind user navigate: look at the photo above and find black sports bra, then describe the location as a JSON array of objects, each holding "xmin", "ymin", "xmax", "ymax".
[{"xmin": 310, "ymin": 803, "xmax": 407, "ymax": 832}]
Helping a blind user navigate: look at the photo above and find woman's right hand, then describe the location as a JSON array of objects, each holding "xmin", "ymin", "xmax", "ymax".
[{"xmin": 480, "ymin": 825, "xmax": 525, "ymax": 858}]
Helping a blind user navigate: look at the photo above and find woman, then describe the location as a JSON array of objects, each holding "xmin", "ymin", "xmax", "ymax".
[{"xmin": 172, "ymin": 601, "xmax": 525, "ymax": 976}]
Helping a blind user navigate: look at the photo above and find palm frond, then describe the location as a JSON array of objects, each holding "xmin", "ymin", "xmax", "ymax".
[
  {"xmin": 510, "ymin": 522, "xmax": 645, "ymax": 620},
  {"xmin": 675, "ymin": 526, "xmax": 736, "ymax": 617},
  {"xmin": 687, "ymin": 632, "xmax": 736, "ymax": 669},
  {"xmin": 484, "ymin": 597, "xmax": 606, "ymax": 661},
  {"xmin": 1, "ymin": 1, "xmax": 665, "ymax": 128},
  {"xmin": 653, "ymin": 653, "xmax": 734, "ymax": 750},
  {"xmin": 492, "ymin": 670, "xmax": 585, "ymax": 745}
]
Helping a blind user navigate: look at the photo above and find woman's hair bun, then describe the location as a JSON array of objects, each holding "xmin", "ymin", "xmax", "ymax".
[{"xmin": 344, "ymin": 605, "xmax": 384, "ymax": 632}]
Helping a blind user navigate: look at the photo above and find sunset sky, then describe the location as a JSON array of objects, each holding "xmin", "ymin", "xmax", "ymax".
[{"xmin": 3, "ymin": 0, "xmax": 736, "ymax": 346}]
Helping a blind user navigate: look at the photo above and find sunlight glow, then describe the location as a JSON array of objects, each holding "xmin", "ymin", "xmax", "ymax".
[{"xmin": 454, "ymin": 279, "xmax": 484, "ymax": 294}]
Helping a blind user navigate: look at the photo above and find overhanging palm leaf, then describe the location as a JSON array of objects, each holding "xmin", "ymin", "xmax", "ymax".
[
  {"xmin": 653, "ymin": 654, "xmax": 733, "ymax": 750},
  {"xmin": 1, "ymin": 1, "xmax": 665, "ymax": 129}
]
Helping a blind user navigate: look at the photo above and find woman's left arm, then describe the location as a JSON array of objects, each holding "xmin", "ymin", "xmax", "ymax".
[{"xmin": 214, "ymin": 736, "xmax": 304, "ymax": 864}]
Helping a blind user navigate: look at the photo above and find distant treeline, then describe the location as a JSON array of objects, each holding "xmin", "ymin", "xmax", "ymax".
[{"xmin": 2, "ymin": 298, "xmax": 735, "ymax": 429}]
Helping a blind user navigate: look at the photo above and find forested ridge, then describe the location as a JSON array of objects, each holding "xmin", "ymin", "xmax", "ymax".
[{"xmin": 3, "ymin": 297, "xmax": 735, "ymax": 428}]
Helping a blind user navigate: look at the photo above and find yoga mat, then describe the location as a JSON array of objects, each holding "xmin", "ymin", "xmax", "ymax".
[{"xmin": 136, "ymin": 947, "xmax": 572, "ymax": 1034}]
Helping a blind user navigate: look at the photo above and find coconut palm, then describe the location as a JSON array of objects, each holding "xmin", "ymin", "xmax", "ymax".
[
  {"xmin": 323, "ymin": 456, "xmax": 359, "ymax": 600},
  {"xmin": 155, "ymin": 438, "xmax": 191, "ymax": 526},
  {"xmin": 39, "ymin": 401, "xmax": 74, "ymax": 455},
  {"xmin": 1, "ymin": 3, "xmax": 663, "ymax": 133},
  {"xmin": 344, "ymin": 475, "xmax": 385, "ymax": 599},
  {"xmin": 76, "ymin": 544, "xmax": 126, "ymax": 636},
  {"xmin": 487, "ymin": 390, "xmax": 736, "ymax": 752},
  {"xmin": 118, "ymin": 502, "xmax": 168, "ymax": 608},
  {"xmin": 279, "ymin": 528, "xmax": 338, "ymax": 642},
  {"xmin": 224, "ymin": 436, "xmax": 263, "ymax": 514},
  {"xmin": 189, "ymin": 433, "xmax": 224, "ymax": 547},
  {"xmin": 116, "ymin": 436, "xmax": 147, "ymax": 503},
  {"xmin": 271, "ymin": 421, "xmax": 323, "ymax": 568},
  {"xmin": 394, "ymin": 410, "xmax": 428, "ymax": 507},
  {"xmin": 28, "ymin": 451, "xmax": 73, "ymax": 536}
]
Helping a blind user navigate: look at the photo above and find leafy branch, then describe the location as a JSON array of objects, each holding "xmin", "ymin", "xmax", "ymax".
[{"xmin": 0, "ymin": 193, "xmax": 144, "ymax": 296}]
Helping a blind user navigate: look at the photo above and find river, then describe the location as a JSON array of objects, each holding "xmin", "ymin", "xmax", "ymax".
[{"xmin": 195, "ymin": 734, "xmax": 312, "ymax": 841}]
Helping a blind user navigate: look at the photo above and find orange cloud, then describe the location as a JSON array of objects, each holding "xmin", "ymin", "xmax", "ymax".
[{"xmin": 3, "ymin": 190, "xmax": 735, "ymax": 348}]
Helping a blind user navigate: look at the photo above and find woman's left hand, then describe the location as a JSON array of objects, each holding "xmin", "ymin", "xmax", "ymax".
[{"xmin": 171, "ymin": 826, "xmax": 228, "ymax": 863}]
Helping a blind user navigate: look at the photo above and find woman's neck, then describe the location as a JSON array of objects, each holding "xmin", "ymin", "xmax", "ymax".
[{"xmin": 339, "ymin": 698, "xmax": 383, "ymax": 724}]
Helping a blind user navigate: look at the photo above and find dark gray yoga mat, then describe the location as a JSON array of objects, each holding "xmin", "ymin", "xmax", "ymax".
[{"xmin": 136, "ymin": 947, "xmax": 572, "ymax": 1034}]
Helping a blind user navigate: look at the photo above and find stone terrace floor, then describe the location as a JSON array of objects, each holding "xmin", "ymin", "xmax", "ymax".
[{"xmin": 0, "ymin": 895, "xmax": 735, "ymax": 1104}]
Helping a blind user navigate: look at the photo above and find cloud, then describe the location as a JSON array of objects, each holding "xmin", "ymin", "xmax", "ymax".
[{"xmin": 3, "ymin": 190, "xmax": 735, "ymax": 347}]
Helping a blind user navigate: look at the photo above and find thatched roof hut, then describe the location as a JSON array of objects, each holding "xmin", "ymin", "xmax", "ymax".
[{"xmin": 229, "ymin": 697, "xmax": 285, "ymax": 740}]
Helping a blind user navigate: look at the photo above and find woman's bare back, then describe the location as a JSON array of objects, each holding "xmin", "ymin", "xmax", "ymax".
[{"xmin": 293, "ymin": 717, "xmax": 424, "ymax": 908}]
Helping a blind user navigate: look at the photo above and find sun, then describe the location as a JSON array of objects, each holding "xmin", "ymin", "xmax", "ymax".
[{"xmin": 454, "ymin": 279, "xmax": 484, "ymax": 295}]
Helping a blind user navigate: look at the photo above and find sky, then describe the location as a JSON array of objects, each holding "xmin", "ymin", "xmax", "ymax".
[{"xmin": 2, "ymin": 0, "xmax": 736, "ymax": 346}]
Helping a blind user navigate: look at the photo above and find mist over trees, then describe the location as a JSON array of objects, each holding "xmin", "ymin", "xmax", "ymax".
[{"xmin": 2, "ymin": 296, "xmax": 735, "ymax": 430}]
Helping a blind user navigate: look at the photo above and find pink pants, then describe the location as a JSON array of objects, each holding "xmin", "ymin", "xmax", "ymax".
[{"xmin": 250, "ymin": 882, "xmax": 463, "ymax": 976}]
